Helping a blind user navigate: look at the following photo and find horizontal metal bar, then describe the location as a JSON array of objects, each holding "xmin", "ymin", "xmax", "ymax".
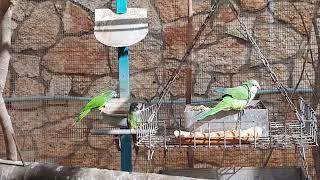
[
  {"xmin": 3, "ymin": 88, "xmax": 315, "ymax": 103},
  {"xmin": 90, "ymin": 129, "xmax": 136, "ymax": 135}
]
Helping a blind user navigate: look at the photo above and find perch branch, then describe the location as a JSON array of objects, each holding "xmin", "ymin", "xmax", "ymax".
[{"xmin": 0, "ymin": 1, "xmax": 17, "ymax": 160}]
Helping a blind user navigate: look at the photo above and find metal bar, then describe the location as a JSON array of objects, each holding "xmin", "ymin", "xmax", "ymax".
[
  {"xmin": 208, "ymin": 122, "xmax": 211, "ymax": 148},
  {"xmin": 185, "ymin": 0, "xmax": 193, "ymax": 105},
  {"xmin": 254, "ymin": 121, "xmax": 256, "ymax": 148},
  {"xmin": 116, "ymin": 0, "xmax": 131, "ymax": 172},
  {"xmin": 3, "ymin": 87, "xmax": 316, "ymax": 103},
  {"xmin": 193, "ymin": 122, "xmax": 196, "ymax": 149},
  {"xmin": 164, "ymin": 121, "xmax": 167, "ymax": 150},
  {"xmin": 116, "ymin": 0, "xmax": 127, "ymax": 14},
  {"xmin": 223, "ymin": 121, "xmax": 226, "ymax": 148},
  {"xmin": 179, "ymin": 119, "xmax": 182, "ymax": 149},
  {"xmin": 120, "ymin": 134, "xmax": 132, "ymax": 171},
  {"xmin": 118, "ymin": 47, "xmax": 130, "ymax": 98},
  {"xmin": 90, "ymin": 129, "xmax": 136, "ymax": 135},
  {"xmin": 239, "ymin": 113, "xmax": 241, "ymax": 147}
]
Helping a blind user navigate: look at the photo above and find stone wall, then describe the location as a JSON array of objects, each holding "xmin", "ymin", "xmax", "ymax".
[
  {"xmin": 5, "ymin": 0, "xmax": 320, "ymax": 100},
  {"xmin": 1, "ymin": 0, "xmax": 319, "ymax": 177}
]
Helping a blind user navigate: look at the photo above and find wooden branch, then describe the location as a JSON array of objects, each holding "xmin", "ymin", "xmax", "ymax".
[{"xmin": 0, "ymin": 1, "xmax": 17, "ymax": 160}]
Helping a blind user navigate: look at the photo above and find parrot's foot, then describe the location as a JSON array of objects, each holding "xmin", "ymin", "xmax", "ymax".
[{"xmin": 239, "ymin": 109, "xmax": 245, "ymax": 117}]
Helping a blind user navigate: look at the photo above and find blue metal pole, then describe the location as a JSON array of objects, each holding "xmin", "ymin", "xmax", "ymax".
[
  {"xmin": 116, "ymin": 0, "xmax": 132, "ymax": 172},
  {"xmin": 118, "ymin": 47, "xmax": 130, "ymax": 97}
]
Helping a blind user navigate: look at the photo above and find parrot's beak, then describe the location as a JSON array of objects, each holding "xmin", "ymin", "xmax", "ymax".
[{"xmin": 257, "ymin": 84, "xmax": 261, "ymax": 89}]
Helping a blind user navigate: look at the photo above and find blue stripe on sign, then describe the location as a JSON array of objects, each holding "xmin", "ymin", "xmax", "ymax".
[
  {"xmin": 118, "ymin": 47, "xmax": 129, "ymax": 98},
  {"xmin": 116, "ymin": 0, "xmax": 127, "ymax": 14}
]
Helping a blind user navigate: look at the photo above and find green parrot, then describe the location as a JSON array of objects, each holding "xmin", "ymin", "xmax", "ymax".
[
  {"xmin": 194, "ymin": 79, "xmax": 261, "ymax": 121},
  {"xmin": 127, "ymin": 102, "xmax": 145, "ymax": 155},
  {"xmin": 73, "ymin": 90, "xmax": 117, "ymax": 125}
]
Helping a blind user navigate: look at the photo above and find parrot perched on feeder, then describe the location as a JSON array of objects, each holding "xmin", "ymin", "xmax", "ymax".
[
  {"xmin": 127, "ymin": 102, "xmax": 146, "ymax": 155},
  {"xmin": 194, "ymin": 79, "xmax": 261, "ymax": 121},
  {"xmin": 73, "ymin": 90, "xmax": 118, "ymax": 125}
]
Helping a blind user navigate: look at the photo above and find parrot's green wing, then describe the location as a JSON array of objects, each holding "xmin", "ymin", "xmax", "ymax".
[
  {"xmin": 195, "ymin": 96, "xmax": 247, "ymax": 121},
  {"xmin": 213, "ymin": 85, "xmax": 249, "ymax": 100},
  {"xmin": 74, "ymin": 91, "xmax": 115, "ymax": 125}
]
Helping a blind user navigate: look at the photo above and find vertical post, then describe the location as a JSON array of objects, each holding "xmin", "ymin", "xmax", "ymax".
[
  {"xmin": 116, "ymin": 0, "xmax": 132, "ymax": 172},
  {"xmin": 118, "ymin": 47, "xmax": 130, "ymax": 97},
  {"xmin": 186, "ymin": 0, "xmax": 194, "ymax": 168},
  {"xmin": 185, "ymin": 0, "xmax": 193, "ymax": 104}
]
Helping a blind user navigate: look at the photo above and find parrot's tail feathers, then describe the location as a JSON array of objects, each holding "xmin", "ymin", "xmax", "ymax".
[
  {"xmin": 194, "ymin": 110, "xmax": 212, "ymax": 121},
  {"xmin": 194, "ymin": 101, "xmax": 230, "ymax": 121},
  {"xmin": 73, "ymin": 109, "xmax": 91, "ymax": 125},
  {"xmin": 212, "ymin": 87, "xmax": 226, "ymax": 93}
]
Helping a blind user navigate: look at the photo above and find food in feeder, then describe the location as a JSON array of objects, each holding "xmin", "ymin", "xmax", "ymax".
[{"xmin": 174, "ymin": 126, "xmax": 262, "ymax": 145}]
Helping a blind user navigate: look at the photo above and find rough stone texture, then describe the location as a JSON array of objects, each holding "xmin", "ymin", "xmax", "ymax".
[
  {"xmin": 87, "ymin": 76, "xmax": 117, "ymax": 97},
  {"xmin": 225, "ymin": 15, "xmax": 256, "ymax": 40},
  {"xmin": 13, "ymin": 77, "xmax": 45, "ymax": 96},
  {"xmin": 44, "ymin": 102, "xmax": 80, "ymax": 125},
  {"xmin": 12, "ymin": 54, "xmax": 40, "ymax": 78},
  {"xmin": 231, "ymin": 71, "xmax": 258, "ymax": 87},
  {"xmin": 72, "ymin": 0, "xmax": 107, "ymax": 12},
  {"xmin": 131, "ymin": 35, "xmax": 162, "ymax": 73},
  {"xmin": 194, "ymin": 72, "xmax": 211, "ymax": 95},
  {"xmin": 157, "ymin": 61, "xmax": 187, "ymax": 97},
  {"xmin": 163, "ymin": 21, "xmax": 188, "ymax": 59},
  {"xmin": 44, "ymin": 35, "xmax": 109, "ymax": 75},
  {"xmin": 11, "ymin": 108, "xmax": 47, "ymax": 130},
  {"xmin": 196, "ymin": 37, "xmax": 248, "ymax": 73},
  {"xmin": 209, "ymin": 73, "xmax": 233, "ymax": 98},
  {"xmin": 273, "ymin": 1, "xmax": 314, "ymax": 35},
  {"xmin": 72, "ymin": 76, "xmax": 92, "ymax": 95},
  {"xmin": 36, "ymin": 133, "xmax": 82, "ymax": 159},
  {"xmin": 3, "ymin": 72, "xmax": 11, "ymax": 97},
  {"xmin": 257, "ymin": 64, "xmax": 289, "ymax": 89},
  {"xmin": 47, "ymin": 75, "xmax": 72, "ymax": 96},
  {"xmin": 251, "ymin": 23, "xmax": 304, "ymax": 66},
  {"xmin": 163, "ymin": 13, "xmax": 220, "ymax": 59},
  {"xmin": 13, "ymin": 1, "xmax": 60, "ymax": 52},
  {"xmin": 147, "ymin": 2, "xmax": 162, "ymax": 33},
  {"xmin": 54, "ymin": 0, "xmax": 65, "ymax": 14},
  {"xmin": 240, "ymin": 0, "xmax": 268, "ymax": 12},
  {"xmin": 154, "ymin": 0, "xmax": 209, "ymax": 23},
  {"xmin": 63, "ymin": 1, "xmax": 93, "ymax": 34},
  {"xmin": 215, "ymin": 3, "xmax": 237, "ymax": 25},
  {"xmin": 131, "ymin": 71, "xmax": 158, "ymax": 99},
  {"xmin": 40, "ymin": 69, "xmax": 52, "ymax": 83},
  {"xmin": 12, "ymin": 0, "xmax": 36, "ymax": 21},
  {"xmin": 292, "ymin": 58, "xmax": 315, "ymax": 89}
]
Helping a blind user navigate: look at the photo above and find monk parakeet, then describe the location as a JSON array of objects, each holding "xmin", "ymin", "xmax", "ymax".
[
  {"xmin": 127, "ymin": 102, "xmax": 145, "ymax": 154},
  {"xmin": 73, "ymin": 90, "xmax": 117, "ymax": 125},
  {"xmin": 194, "ymin": 79, "xmax": 261, "ymax": 121}
]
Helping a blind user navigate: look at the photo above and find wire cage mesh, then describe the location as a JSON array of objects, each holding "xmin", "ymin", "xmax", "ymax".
[{"xmin": 1, "ymin": 0, "xmax": 320, "ymax": 179}]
